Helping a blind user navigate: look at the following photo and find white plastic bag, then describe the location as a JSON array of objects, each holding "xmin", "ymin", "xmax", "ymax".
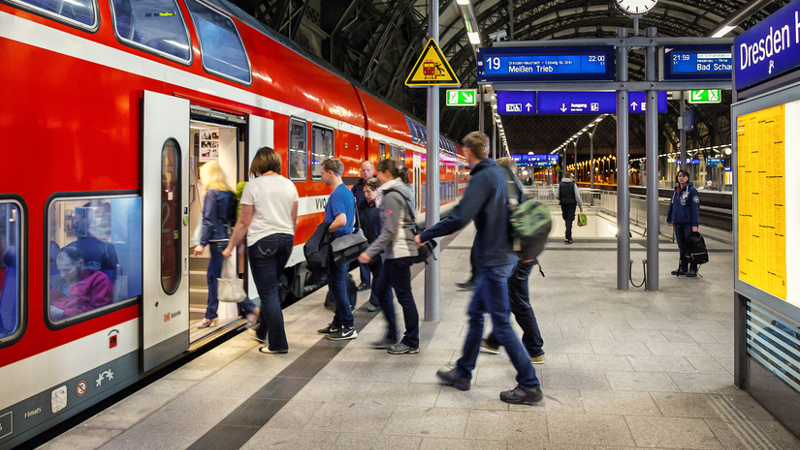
[{"xmin": 217, "ymin": 277, "xmax": 246, "ymax": 303}]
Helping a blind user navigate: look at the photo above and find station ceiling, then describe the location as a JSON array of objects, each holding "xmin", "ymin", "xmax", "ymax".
[{"xmin": 229, "ymin": 0, "xmax": 792, "ymax": 157}]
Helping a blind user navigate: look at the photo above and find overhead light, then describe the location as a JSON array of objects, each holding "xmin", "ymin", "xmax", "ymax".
[
  {"xmin": 725, "ymin": 147, "xmax": 732, "ymax": 155},
  {"xmin": 468, "ymin": 32, "xmax": 481, "ymax": 44},
  {"xmin": 456, "ymin": 0, "xmax": 469, "ymax": 4}
]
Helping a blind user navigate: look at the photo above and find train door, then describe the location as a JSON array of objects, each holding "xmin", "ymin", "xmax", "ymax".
[
  {"xmin": 413, "ymin": 154, "xmax": 421, "ymax": 214},
  {"xmin": 142, "ymin": 91, "xmax": 190, "ymax": 371}
]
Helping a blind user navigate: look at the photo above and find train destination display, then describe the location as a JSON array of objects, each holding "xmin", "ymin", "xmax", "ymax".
[
  {"xmin": 663, "ymin": 45, "xmax": 732, "ymax": 80},
  {"xmin": 736, "ymin": 103, "xmax": 796, "ymax": 305},
  {"xmin": 478, "ymin": 46, "xmax": 615, "ymax": 82}
]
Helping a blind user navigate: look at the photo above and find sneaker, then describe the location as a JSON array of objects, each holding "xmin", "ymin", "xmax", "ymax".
[
  {"xmin": 455, "ymin": 280, "xmax": 475, "ymax": 290},
  {"xmin": 317, "ymin": 323, "xmax": 340, "ymax": 334},
  {"xmin": 247, "ymin": 328, "xmax": 266, "ymax": 344},
  {"xmin": 686, "ymin": 270, "xmax": 698, "ymax": 278},
  {"xmin": 357, "ymin": 282, "xmax": 370, "ymax": 291},
  {"xmin": 259, "ymin": 346, "xmax": 288, "ymax": 354},
  {"xmin": 371, "ymin": 337, "xmax": 397, "ymax": 349},
  {"xmin": 327, "ymin": 327, "xmax": 358, "ymax": 340},
  {"xmin": 671, "ymin": 269, "xmax": 686, "ymax": 276},
  {"xmin": 567, "ymin": 238, "xmax": 574, "ymax": 244},
  {"xmin": 388, "ymin": 342, "xmax": 419, "ymax": 354},
  {"xmin": 564, "ymin": 239, "xmax": 570, "ymax": 244},
  {"xmin": 480, "ymin": 340, "xmax": 500, "ymax": 355},
  {"xmin": 530, "ymin": 351, "xmax": 545, "ymax": 364},
  {"xmin": 367, "ymin": 304, "xmax": 381, "ymax": 312},
  {"xmin": 500, "ymin": 385, "xmax": 544, "ymax": 405},
  {"xmin": 436, "ymin": 368, "xmax": 470, "ymax": 391}
]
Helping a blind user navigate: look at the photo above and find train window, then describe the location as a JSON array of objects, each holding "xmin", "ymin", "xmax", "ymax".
[
  {"xmin": 399, "ymin": 147, "xmax": 405, "ymax": 164},
  {"xmin": 46, "ymin": 195, "xmax": 142, "ymax": 326},
  {"xmin": 405, "ymin": 118, "xmax": 419, "ymax": 145},
  {"xmin": 390, "ymin": 144, "xmax": 399, "ymax": 161},
  {"xmin": 186, "ymin": 0, "xmax": 252, "ymax": 84},
  {"xmin": 0, "ymin": 201, "xmax": 23, "ymax": 342},
  {"xmin": 11, "ymin": 0, "xmax": 96, "ymax": 29},
  {"xmin": 289, "ymin": 119, "xmax": 307, "ymax": 181},
  {"xmin": 109, "ymin": 0, "xmax": 191, "ymax": 62},
  {"xmin": 310, "ymin": 125, "xmax": 334, "ymax": 180},
  {"xmin": 379, "ymin": 142, "xmax": 387, "ymax": 161}
]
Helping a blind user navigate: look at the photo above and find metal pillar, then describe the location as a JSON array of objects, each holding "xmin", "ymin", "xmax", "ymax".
[
  {"xmin": 679, "ymin": 96, "xmax": 687, "ymax": 169},
  {"xmin": 492, "ymin": 117, "xmax": 497, "ymax": 159},
  {"xmin": 424, "ymin": 0, "xmax": 440, "ymax": 322},
  {"xmin": 616, "ymin": 28, "xmax": 630, "ymax": 291},
  {"xmin": 479, "ymin": 87, "xmax": 484, "ymax": 133},
  {"xmin": 509, "ymin": 0, "xmax": 514, "ymax": 40},
  {"xmin": 645, "ymin": 27, "xmax": 659, "ymax": 291},
  {"xmin": 589, "ymin": 126, "xmax": 596, "ymax": 190}
]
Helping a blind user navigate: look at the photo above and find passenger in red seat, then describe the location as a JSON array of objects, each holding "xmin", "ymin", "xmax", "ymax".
[{"xmin": 50, "ymin": 246, "xmax": 113, "ymax": 320}]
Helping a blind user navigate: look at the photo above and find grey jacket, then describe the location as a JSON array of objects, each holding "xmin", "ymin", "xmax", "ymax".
[{"xmin": 365, "ymin": 179, "xmax": 418, "ymax": 260}]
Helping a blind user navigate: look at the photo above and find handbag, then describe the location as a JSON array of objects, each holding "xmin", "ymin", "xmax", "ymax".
[
  {"xmin": 577, "ymin": 213, "xmax": 587, "ymax": 227},
  {"xmin": 217, "ymin": 277, "xmax": 247, "ymax": 303},
  {"xmin": 330, "ymin": 200, "xmax": 369, "ymax": 266}
]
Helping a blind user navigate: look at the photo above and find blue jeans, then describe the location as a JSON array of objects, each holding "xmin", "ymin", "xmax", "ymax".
[
  {"xmin": 204, "ymin": 242, "xmax": 227, "ymax": 320},
  {"xmin": 456, "ymin": 262, "xmax": 540, "ymax": 389},
  {"xmin": 374, "ymin": 257, "xmax": 418, "ymax": 347},
  {"xmin": 328, "ymin": 259, "xmax": 354, "ymax": 329},
  {"xmin": 485, "ymin": 259, "xmax": 544, "ymax": 356},
  {"xmin": 674, "ymin": 224, "xmax": 698, "ymax": 272},
  {"xmin": 367, "ymin": 255, "xmax": 391, "ymax": 306},
  {"xmin": 359, "ymin": 262, "xmax": 371, "ymax": 286},
  {"xmin": 248, "ymin": 234, "xmax": 293, "ymax": 351}
]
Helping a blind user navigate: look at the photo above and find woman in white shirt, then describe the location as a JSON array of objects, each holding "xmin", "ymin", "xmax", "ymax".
[{"xmin": 223, "ymin": 147, "xmax": 298, "ymax": 354}]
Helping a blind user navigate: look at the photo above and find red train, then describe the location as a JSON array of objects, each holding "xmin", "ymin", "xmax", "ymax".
[{"xmin": 0, "ymin": 0, "xmax": 467, "ymax": 446}]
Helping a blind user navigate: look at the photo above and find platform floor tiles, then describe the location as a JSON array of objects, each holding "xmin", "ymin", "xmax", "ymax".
[{"xmin": 39, "ymin": 225, "xmax": 800, "ymax": 450}]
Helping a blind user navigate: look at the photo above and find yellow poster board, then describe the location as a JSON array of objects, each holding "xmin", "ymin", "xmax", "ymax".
[
  {"xmin": 405, "ymin": 39, "xmax": 460, "ymax": 87},
  {"xmin": 736, "ymin": 104, "xmax": 787, "ymax": 300}
]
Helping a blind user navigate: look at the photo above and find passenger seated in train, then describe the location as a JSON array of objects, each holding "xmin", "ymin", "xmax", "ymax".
[
  {"xmin": 49, "ymin": 246, "xmax": 114, "ymax": 320},
  {"xmin": 69, "ymin": 205, "xmax": 120, "ymax": 284}
]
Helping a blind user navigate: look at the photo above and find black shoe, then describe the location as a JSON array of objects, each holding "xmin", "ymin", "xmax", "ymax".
[
  {"xmin": 370, "ymin": 337, "xmax": 397, "ymax": 349},
  {"xmin": 500, "ymin": 385, "xmax": 544, "ymax": 405},
  {"xmin": 357, "ymin": 283, "xmax": 370, "ymax": 291},
  {"xmin": 388, "ymin": 342, "xmax": 419, "ymax": 354},
  {"xmin": 671, "ymin": 269, "xmax": 687, "ymax": 276},
  {"xmin": 436, "ymin": 368, "xmax": 470, "ymax": 391},
  {"xmin": 686, "ymin": 270, "xmax": 697, "ymax": 278},
  {"xmin": 327, "ymin": 327, "xmax": 358, "ymax": 340},
  {"xmin": 367, "ymin": 304, "xmax": 381, "ymax": 312},
  {"xmin": 455, "ymin": 280, "xmax": 475, "ymax": 290},
  {"xmin": 480, "ymin": 340, "xmax": 500, "ymax": 355},
  {"xmin": 324, "ymin": 300, "xmax": 334, "ymax": 309},
  {"xmin": 317, "ymin": 323, "xmax": 340, "ymax": 334},
  {"xmin": 567, "ymin": 239, "xmax": 574, "ymax": 244}
]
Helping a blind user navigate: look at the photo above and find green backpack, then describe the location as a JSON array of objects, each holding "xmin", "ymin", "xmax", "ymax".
[{"xmin": 502, "ymin": 166, "xmax": 552, "ymax": 261}]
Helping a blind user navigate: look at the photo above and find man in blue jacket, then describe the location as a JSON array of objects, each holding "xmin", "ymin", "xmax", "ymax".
[
  {"xmin": 416, "ymin": 131, "xmax": 543, "ymax": 405},
  {"xmin": 667, "ymin": 170, "xmax": 700, "ymax": 277}
]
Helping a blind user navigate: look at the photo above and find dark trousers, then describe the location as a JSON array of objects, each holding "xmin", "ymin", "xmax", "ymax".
[
  {"xmin": 674, "ymin": 224, "xmax": 698, "ymax": 272},
  {"xmin": 328, "ymin": 259, "xmax": 354, "ymax": 329},
  {"xmin": 204, "ymin": 242, "xmax": 227, "ymax": 320},
  {"xmin": 248, "ymin": 234, "xmax": 293, "ymax": 351},
  {"xmin": 456, "ymin": 262, "xmax": 540, "ymax": 388},
  {"xmin": 561, "ymin": 204, "xmax": 576, "ymax": 240},
  {"xmin": 485, "ymin": 260, "xmax": 544, "ymax": 356},
  {"xmin": 367, "ymin": 256, "xmax": 392, "ymax": 306},
  {"xmin": 374, "ymin": 257, "xmax": 419, "ymax": 348},
  {"xmin": 359, "ymin": 262, "xmax": 371, "ymax": 286},
  {"xmin": 468, "ymin": 246, "xmax": 477, "ymax": 283}
]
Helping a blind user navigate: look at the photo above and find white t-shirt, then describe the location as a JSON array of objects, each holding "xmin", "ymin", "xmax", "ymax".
[{"xmin": 240, "ymin": 174, "xmax": 298, "ymax": 246}]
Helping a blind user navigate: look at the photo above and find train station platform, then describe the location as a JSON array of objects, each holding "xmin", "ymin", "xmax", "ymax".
[{"xmin": 38, "ymin": 224, "xmax": 800, "ymax": 450}]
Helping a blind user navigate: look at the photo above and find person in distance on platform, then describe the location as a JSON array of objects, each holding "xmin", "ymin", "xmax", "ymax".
[
  {"xmin": 480, "ymin": 157, "xmax": 545, "ymax": 364},
  {"xmin": 352, "ymin": 160, "xmax": 376, "ymax": 292},
  {"xmin": 317, "ymin": 158, "xmax": 359, "ymax": 341},
  {"xmin": 194, "ymin": 162, "xmax": 259, "ymax": 330},
  {"xmin": 555, "ymin": 172, "xmax": 582, "ymax": 244},
  {"xmin": 416, "ymin": 131, "xmax": 543, "ymax": 405},
  {"xmin": 667, "ymin": 170, "xmax": 700, "ymax": 277},
  {"xmin": 358, "ymin": 159, "xmax": 420, "ymax": 355},
  {"xmin": 223, "ymin": 147, "xmax": 298, "ymax": 354},
  {"xmin": 359, "ymin": 177, "xmax": 392, "ymax": 312}
]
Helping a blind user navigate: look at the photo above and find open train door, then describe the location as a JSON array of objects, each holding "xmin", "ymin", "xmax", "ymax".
[
  {"xmin": 141, "ymin": 91, "xmax": 190, "ymax": 371},
  {"xmin": 245, "ymin": 115, "xmax": 274, "ymax": 301},
  {"xmin": 413, "ymin": 154, "xmax": 422, "ymax": 214}
]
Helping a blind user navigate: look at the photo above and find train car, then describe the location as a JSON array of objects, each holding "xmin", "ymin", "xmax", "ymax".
[{"xmin": 0, "ymin": 0, "xmax": 466, "ymax": 446}]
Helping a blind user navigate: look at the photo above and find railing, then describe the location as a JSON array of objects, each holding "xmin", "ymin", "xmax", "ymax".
[{"xmin": 523, "ymin": 186, "xmax": 601, "ymax": 207}]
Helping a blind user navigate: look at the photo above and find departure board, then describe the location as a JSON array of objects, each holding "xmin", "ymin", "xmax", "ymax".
[
  {"xmin": 663, "ymin": 45, "xmax": 733, "ymax": 81},
  {"xmin": 484, "ymin": 55, "xmax": 607, "ymax": 75},
  {"xmin": 736, "ymin": 104, "xmax": 787, "ymax": 301},
  {"xmin": 477, "ymin": 46, "xmax": 615, "ymax": 83}
]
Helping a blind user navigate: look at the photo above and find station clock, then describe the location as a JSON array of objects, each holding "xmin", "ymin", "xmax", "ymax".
[{"xmin": 615, "ymin": 0, "xmax": 658, "ymax": 15}]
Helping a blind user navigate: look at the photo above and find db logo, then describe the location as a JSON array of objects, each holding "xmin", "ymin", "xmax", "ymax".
[
  {"xmin": 76, "ymin": 381, "xmax": 87, "ymax": 397},
  {"xmin": 164, "ymin": 313, "xmax": 171, "ymax": 323}
]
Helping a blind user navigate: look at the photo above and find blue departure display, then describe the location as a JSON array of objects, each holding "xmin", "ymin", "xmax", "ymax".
[
  {"xmin": 478, "ymin": 46, "xmax": 616, "ymax": 83},
  {"xmin": 663, "ymin": 45, "xmax": 733, "ymax": 81}
]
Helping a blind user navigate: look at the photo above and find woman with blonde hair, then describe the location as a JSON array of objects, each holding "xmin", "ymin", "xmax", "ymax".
[
  {"xmin": 193, "ymin": 162, "xmax": 258, "ymax": 328},
  {"xmin": 223, "ymin": 147, "xmax": 298, "ymax": 354}
]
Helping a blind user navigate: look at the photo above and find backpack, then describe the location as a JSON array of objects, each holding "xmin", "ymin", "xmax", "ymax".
[
  {"xmin": 502, "ymin": 166, "xmax": 552, "ymax": 261},
  {"xmin": 683, "ymin": 231, "xmax": 709, "ymax": 265}
]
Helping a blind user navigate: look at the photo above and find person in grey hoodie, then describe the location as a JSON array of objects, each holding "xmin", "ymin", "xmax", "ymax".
[
  {"xmin": 358, "ymin": 159, "xmax": 420, "ymax": 355},
  {"xmin": 554, "ymin": 173, "xmax": 583, "ymax": 244}
]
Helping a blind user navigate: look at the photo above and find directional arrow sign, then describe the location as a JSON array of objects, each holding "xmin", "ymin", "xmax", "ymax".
[
  {"xmin": 497, "ymin": 91, "xmax": 537, "ymax": 115},
  {"xmin": 688, "ymin": 89, "xmax": 721, "ymax": 104},
  {"xmin": 537, "ymin": 91, "xmax": 666, "ymax": 114},
  {"xmin": 446, "ymin": 89, "xmax": 477, "ymax": 106}
]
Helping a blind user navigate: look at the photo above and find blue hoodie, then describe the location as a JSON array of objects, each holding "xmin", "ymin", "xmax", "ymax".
[
  {"xmin": 420, "ymin": 158, "xmax": 518, "ymax": 268},
  {"xmin": 666, "ymin": 181, "xmax": 700, "ymax": 227}
]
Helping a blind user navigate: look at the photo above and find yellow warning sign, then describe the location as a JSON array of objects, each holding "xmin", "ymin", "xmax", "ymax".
[{"xmin": 405, "ymin": 39, "xmax": 460, "ymax": 87}]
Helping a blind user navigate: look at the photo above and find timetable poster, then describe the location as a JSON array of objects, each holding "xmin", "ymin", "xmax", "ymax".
[{"xmin": 736, "ymin": 104, "xmax": 787, "ymax": 301}]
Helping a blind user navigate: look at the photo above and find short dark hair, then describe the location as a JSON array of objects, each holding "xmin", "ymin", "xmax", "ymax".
[
  {"xmin": 58, "ymin": 246, "xmax": 83, "ymax": 263},
  {"xmin": 399, "ymin": 165, "xmax": 411, "ymax": 184},
  {"xmin": 462, "ymin": 131, "xmax": 490, "ymax": 159},
  {"xmin": 364, "ymin": 178, "xmax": 381, "ymax": 191},
  {"xmin": 250, "ymin": 147, "xmax": 282, "ymax": 178},
  {"xmin": 375, "ymin": 159, "xmax": 400, "ymax": 178},
  {"xmin": 322, "ymin": 158, "xmax": 344, "ymax": 176},
  {"xmin": 677, "ymin": 170, "xmax": 690, "ymax": 179}
]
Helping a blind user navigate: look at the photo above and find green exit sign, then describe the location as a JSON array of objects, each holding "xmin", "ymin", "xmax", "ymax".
[
  {"xmin": 446, "ymin": 89, "xmax": 477, "ymax": 107},
  {"xmin": 688, "ymin": 89, "xmax": 721, "ymax": 104}
]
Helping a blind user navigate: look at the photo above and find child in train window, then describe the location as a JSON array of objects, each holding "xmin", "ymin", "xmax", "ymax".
[{"xmin": 49, "ymin": 247, "xmax": 114, "ymax": 320}]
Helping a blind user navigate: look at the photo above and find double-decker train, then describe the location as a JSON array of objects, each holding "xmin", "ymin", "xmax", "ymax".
[{"xmin": 0, "ymin": 0, "xmax": 467, "ymax": 446}]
